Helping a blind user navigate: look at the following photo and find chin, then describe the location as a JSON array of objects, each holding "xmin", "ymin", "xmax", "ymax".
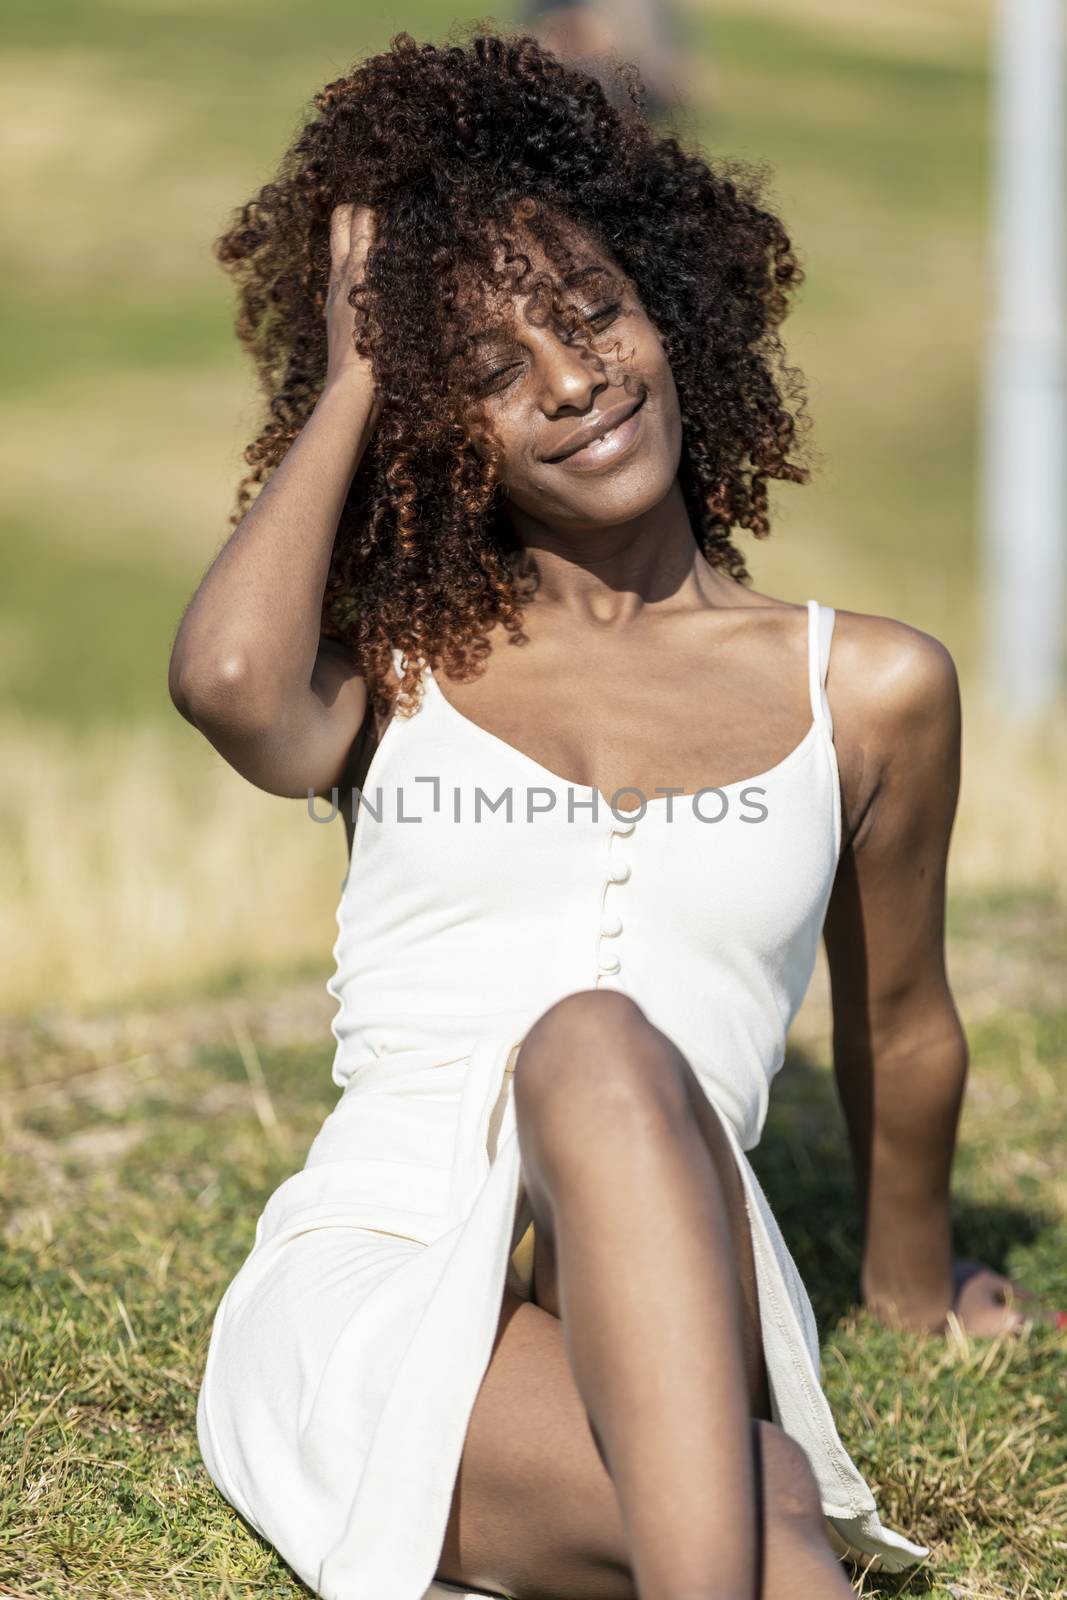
[{"xmin": 591, "ymin": 467, "xmax": 674, "ymax": 522}]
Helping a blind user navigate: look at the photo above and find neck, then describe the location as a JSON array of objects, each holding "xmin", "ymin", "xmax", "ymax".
[{"xmin": 504, "ymin": 479, "xmax": 732, "ymax": 626}]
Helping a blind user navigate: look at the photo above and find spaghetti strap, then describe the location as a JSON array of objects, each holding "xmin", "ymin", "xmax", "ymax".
[
  {"xmin": 805, "ymin": 599, "xmax": 836, "ymax": 740},
  {"xmin": 195, "ymin": 583, "xmax": 926, "ymax": 1597}
]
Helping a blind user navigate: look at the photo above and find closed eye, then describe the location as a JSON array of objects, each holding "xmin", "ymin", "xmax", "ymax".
[
  {"xmin": 476, "ymin": 304, "xmax": 623, "ymax": 395},
  {"xmin": 477, "ymin": 362, "xmax": 523, "ymax": 394},
  {"xmin": 569, "ymin": 303, "xmax": 621, "ymax": 341}
]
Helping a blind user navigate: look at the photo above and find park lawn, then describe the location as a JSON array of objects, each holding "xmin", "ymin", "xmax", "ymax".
[
  {"xmin": 2, "ymin": 1, "xmax": 1063, "ymax": 1593},
  {"xmin": 3, "ymin": 0, "xmax": 1062, "ymax": 1026},
  {"xmin": 1, "ymin": 886, "xmax": 1064, "ymax": 1599},
  {"xmin": 1, "ymin": 0, "xmax": 991, "ymax": 734}
]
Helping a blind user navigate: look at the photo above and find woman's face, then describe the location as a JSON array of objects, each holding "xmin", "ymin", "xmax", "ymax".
[{"xmin": 455, "ymin": 222, "xmax": 683, "ymax": 535}]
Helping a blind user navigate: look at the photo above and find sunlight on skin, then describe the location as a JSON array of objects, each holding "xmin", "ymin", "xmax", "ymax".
[{"xmin": 952, "ymin": 1260, "xmax": 1067, "ymax": 1338}]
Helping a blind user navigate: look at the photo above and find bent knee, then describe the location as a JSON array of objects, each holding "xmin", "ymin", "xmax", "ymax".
[
  {"xmin": 514, "ymin": 990, "xmax": 687, "ymax": 1117},
  {"xmin": 523, "ymin": 989, "xmax": 648, "ymax": 1050}
]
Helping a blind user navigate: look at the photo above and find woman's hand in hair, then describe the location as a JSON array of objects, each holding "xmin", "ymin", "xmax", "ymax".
[{"xmin": 326, "ymin": 202, "xmax": 381, "ymax": 418}]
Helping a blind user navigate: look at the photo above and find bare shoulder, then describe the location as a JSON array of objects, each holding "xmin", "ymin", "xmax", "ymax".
[
  {"xmin": 824, "ymin": 605, "xmax": 962, "ymax": 849},
  {"xmin": 830, "ymin": 605, "xmax": 961, "ymax": 751},
  {"xmin": 731, "ymin": 579, "xmax": 961, "ymax": 743}
]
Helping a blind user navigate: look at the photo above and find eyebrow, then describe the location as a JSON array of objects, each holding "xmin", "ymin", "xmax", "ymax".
[{"xmin": 462, "ymin": 266, "xmax": 611, "ymax": 350}]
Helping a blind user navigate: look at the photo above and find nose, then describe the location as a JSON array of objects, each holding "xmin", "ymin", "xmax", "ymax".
[{"xmin": 538, "ymin": 335, "xmax": 606, "ymax": 417}]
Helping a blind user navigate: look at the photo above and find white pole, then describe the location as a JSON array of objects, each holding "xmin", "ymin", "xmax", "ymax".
[{"xmin": 981, "ymin": 0, "xmax": 1066, "ymax": 719}]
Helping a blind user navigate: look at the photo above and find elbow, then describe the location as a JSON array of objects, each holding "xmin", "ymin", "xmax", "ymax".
[
  {"xmin": 168, "ymin": 648, "xmax": 277, "ymax": 734},
  {"xmin": 167, "ymin": 647, "xmax": 198, "ymax": 722}
]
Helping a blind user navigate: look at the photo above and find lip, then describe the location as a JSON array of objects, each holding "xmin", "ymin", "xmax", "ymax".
[{"xmin": 541, "ymin": 392, "xmax": 647, "ymax": 468}]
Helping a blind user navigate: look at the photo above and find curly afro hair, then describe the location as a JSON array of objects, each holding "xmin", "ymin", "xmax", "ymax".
[{"xmin": 215, "ymin": 25, "xmax": 812, "ymax": 719}]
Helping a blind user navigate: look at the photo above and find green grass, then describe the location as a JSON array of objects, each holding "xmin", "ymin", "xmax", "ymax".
[
  {"xmin": 1, "ymin": 516, "xmax": 195, "ymax": 725},
  {"xmin": 1, "ymin": 0, "xmax": 1000, "ymax": 731},
  {"xmin": 4, "ymin": 1, "xmax": 1065, "ymax": 1593},
  {"xmin": 2, "ymin": 892, "xmax": 1065, "ymax": 1598}
]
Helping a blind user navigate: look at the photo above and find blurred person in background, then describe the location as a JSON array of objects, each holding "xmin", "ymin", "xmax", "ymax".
[{"xmin": 519, "ymin": 0, "xmax": 688, "ymax": 118}]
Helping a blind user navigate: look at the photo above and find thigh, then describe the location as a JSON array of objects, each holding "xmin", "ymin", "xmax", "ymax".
[
  {"xmin": 435, "ymin": 1290, "xmax": 841, "ymax": 1600},
  {"xmin": 513, "ymin": 994, "xmax": 771, "ymax": 1420}
]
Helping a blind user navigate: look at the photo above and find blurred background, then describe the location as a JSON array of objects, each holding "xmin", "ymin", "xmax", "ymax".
[
  {"xmin": 1, "ymin": 0, "xmax": 1063, "ymax": 1017},
  {"xmin": 2, "ymin": 6, "xmax": 1065, "ymax": 1597}
]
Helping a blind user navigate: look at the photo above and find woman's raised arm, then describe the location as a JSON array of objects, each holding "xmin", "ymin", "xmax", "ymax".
[{"xmin": 168, "ymin": 204, "xmax": 380, "ymax": 799}]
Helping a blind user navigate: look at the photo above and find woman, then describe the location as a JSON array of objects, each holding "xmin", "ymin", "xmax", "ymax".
[{"xmin": 170, "ymin": 28, "xmax": 936, "ymax": 1600}]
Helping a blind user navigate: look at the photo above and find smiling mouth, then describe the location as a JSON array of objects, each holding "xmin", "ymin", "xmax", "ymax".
[{"xmin": 541, "ymin": 391, "xmax": 647, "ymax": 463}]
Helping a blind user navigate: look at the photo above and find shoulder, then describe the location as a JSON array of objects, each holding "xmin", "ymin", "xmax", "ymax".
[
  {"xmin": 732, "ymin": 582, "xmax": 961, "ymax": 739},
  {"xmin": 829, "ymin": 605, "xmax": 960, "ymax": 749},
  {"xmin": 823, "ymin": 606, "xmax": 961, "ymax": 851}
]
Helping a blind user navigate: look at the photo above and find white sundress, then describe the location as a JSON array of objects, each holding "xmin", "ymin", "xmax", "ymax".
[{"xmin": 196, "ymin": 598, "xmax": 930, "ymax": 1598}]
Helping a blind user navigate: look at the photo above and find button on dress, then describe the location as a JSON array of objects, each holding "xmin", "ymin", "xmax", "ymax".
[{"xmin": 196, "ymin": 599, "xmax": 930, "ymax": 1597}]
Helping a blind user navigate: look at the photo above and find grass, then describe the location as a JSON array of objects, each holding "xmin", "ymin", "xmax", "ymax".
[
  {"xmin": 3, "ymin": 0, "xmax": 1065, "ymax": 1593},
  {"xmin": 2, "ymin": 892, "xmax": 1065, "ymax": 1598},
  {"xmin": 3, "ymin": 688, "xmax": 1064, "ymax": 1018},
  {"xmin": 0, "ymin": 0, "xmax": 1008, "ymax": 738}
]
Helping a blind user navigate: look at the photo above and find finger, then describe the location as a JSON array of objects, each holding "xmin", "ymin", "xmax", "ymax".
[
  {"xmin": 356, "ymin": 204, "xmax": 377, "ymax": 251},
  {"xmin": 997, "ymin": 1278, "xmax": 1062, "ymax": 1321},
  {"xmin": 1008, "ymin": 1291, "xmax": 1067, "ymax": 1330},
  {"xmin": 980, "ymin": 1303, "xmax": 1025, "ymax": 1338},
  {"xmin": 1000, "ymin": 1295, "xmax": 1064, "ymax": 1333},
  {"xmin": 330, "ymin": 202, "xmax": 354, "ymax": 267}
]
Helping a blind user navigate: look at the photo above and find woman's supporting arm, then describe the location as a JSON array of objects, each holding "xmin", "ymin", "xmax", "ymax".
[{"xmin": 823, "ymin": 625, "xmax": 968, "ymax": 1332}]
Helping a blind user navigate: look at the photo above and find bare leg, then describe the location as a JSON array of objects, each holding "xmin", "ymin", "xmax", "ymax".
[
  {"xmin": 436, "ymin": 988, "xmax": 856, "ymax": 1597},
  {"xmin": 511, "ymin": 990, "xmax": 766, "ymax": 1600},
  {"xmin": 437, "ymin": 1289, "xmax": 857, "ymax": 1598}
]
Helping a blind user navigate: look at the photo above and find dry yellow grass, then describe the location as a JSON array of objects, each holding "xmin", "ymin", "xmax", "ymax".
[
  {"xmin": 0, "ymin": 369, "xmax": 252, "ymax": 578},
  {"xmin": 2, "ymin": 12, "xmax": 1064, "ymax": 1597},
  {"xmin": 956, "ymin": 698, "xmax": 1067, "ymax": 893},
  {"xmin": 0, "ymin": 52, "xmax": 244, "ymax": 290},
  {"xmin": 1, "ymin": 691, "xmax": 1063, "ymax": 1016},
  {"xmin": 0, "ymin": 713, "xmax": 346, "ymax": 1014},
  {"xmin": 2, "ymin": 0, "xmax": 1061, "ymax": 1020}
]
